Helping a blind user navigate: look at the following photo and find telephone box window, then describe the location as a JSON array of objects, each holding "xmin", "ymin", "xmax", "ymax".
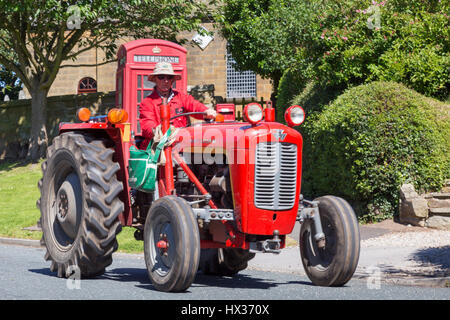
[
  {"xmin": 137, "ymin": 75, "xmax": 156, "ymax": 90},
  {"xmin": 78, "ymin": 77, "xmax": 97, "ymax": 94},
  {"xmin": 117, "ymin": 74, "xmax": 123, "ymax": 108},
  {"xmin": 136, "ymin": 75, "xmax": 157, "ymax": 134}
]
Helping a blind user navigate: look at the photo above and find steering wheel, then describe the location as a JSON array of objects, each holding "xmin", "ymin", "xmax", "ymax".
[{"xmin": 170, "ymin": 112, "xmax": 212, "ymax": 126}]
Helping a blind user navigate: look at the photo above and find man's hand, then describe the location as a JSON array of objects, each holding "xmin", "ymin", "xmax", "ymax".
[
  {"xmin": 204, "ymin": 108, "xmax": 217, "ymax": 119},
  {"xmin": 152, "ymin": 124, "xmax": 162, "ymax": 136}
]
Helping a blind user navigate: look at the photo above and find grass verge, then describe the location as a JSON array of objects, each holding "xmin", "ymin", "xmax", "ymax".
[
  {"xmin": 0, "ymin": 161, "xmax": 43, "ymax": 240},
  {"xmin": 0, "ymin": 161, "xmax": 142, "ymax": 253}
]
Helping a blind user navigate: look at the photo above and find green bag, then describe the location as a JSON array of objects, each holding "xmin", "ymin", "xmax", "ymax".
[{"xmin": 128, "ymin": 128, "xmax": 172, "ymax": 192}]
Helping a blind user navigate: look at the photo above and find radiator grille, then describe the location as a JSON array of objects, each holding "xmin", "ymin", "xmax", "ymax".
[{"xmin": 254, "ymin": 142, "xmax": 297, "ymax": 210}]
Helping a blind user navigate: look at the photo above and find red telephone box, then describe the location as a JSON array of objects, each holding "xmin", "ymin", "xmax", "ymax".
[{"xmin": 116, "ymin": 39, "xmax": 187, "ymax": 136}]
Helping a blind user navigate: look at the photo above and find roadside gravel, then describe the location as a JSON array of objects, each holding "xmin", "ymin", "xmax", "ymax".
[
  {"xmin": 358, "ymin": 229, "xmax": 450, "ymax": 284},
  {"xmin": 361, "ymin": 229, "xmax": 450, "ymax": 248}
]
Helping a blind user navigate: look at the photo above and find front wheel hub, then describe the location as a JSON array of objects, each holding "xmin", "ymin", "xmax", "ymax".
[{"xmin": 157, "ymin": 234, "xmax": 169, "ymax": 256}]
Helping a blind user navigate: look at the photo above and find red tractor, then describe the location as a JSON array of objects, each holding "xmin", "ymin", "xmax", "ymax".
[{"xmin": 37, "ymin": 39, "xmax": 360, "ymax": 292}]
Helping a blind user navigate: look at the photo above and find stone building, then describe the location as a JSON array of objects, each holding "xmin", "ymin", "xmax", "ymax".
[{"xmin": 37, "ymin": 24, "xmax": 273, "ymax": 105}]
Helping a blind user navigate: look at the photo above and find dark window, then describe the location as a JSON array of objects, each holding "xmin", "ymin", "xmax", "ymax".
[{"xmin": 78, "ymin": 77, "xmax": 97, "ymax": 94}]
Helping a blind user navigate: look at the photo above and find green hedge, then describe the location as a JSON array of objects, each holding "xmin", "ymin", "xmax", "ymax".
[
  {"xmin": 291, "ymin": 81, "xmax": 345, "ymax": 116},
  {"xmin": 300, "ymin": 81, "xmax": 449, "ymax": 222},
  {"xmin": 275, "ymin": 68, "xmax": 305, "ymax": 122},
  {"xmin": 276, "ymin": 73, "xmax": 345, "ymax": 124}
]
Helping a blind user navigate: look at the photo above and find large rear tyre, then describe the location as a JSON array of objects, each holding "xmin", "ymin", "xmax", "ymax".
[
  {"xmin": 38, "ymin": 132, "xmax": 124, "ymax": 278},
  {"xmin": 144, "ymin": 196, "xmax": 200, "ymax": 292},
  {"xmin": 299, "ymin": 196, "xmax": 360, "ymax": 287},
  {"xmin": 199, "ymin": 248, "xmax": 255, "ymax": 276}
]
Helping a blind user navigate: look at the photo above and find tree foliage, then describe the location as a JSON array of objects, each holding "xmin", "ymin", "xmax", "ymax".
[
  {"xmin": 0, "ymin": 30, "xmax": 22, "ymax": 101},
  {"xmin": 218, "ymin": 0, "xmax": 449, "ymax": 106},
  {"xmin": 0, "ymin": 0, "xmax": 209, "ymax": 161},
  {"xmin": 0, "ymin": 65, "xmax": 22, "ymax": 101},
  {"xmin": 302, "ymin": 0, "xmax": 449, "ymax": 100}
]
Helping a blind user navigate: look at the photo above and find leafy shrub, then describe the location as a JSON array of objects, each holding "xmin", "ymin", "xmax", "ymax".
[
  {"xmin": 300, "ymin": 81, "xmax": 449, "ymax": 222},
  {"xmin": 291, "ymin": 81, "xmax": 345, "ymax": 115},
  {"xmin": 275, "ymin": 55, "xmax": 347, "ymax": 122},
  {"xmin": 275, "ymin": 68, "xmax": 306, "ymax": 122},
  {"xmin": 276, "ymin": 75, "xmax": 345, "ymax": 125}
]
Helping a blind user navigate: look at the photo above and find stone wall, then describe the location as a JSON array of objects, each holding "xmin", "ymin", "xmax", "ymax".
[
  {"xmin": 22, "ymin": 26, "xmax": 273, "ymax": 102},
  {"xmin": 399, "ymin": 182, "xmax": 450, "ymax": 230},
  {"xmin": 0, "ymin": 92, "xmax": 115, "ymax": 161}
]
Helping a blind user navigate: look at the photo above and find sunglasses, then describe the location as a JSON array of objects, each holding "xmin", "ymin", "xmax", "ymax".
[{"xmin": 156, "ymin": 75, "xmax": 175, "ymax": 80}]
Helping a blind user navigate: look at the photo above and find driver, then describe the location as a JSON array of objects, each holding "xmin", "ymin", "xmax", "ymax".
[{"xmin": 139, "ymin": 62, "xmax": 216, "ymax": 149}]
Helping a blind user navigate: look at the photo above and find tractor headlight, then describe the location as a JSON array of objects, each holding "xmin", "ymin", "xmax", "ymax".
[
  {"xmin": 244, "ymin": 103, "xmax": 263, "ymax": 125},
  {"xmin": 285, "ymin": 105, "xmax": 305, "ymax": 127}
]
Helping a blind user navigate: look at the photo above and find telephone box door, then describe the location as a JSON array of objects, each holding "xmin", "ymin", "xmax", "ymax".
[{"xmin": 116, "ymin": 39, "xmax": 187, "ymax": 136}]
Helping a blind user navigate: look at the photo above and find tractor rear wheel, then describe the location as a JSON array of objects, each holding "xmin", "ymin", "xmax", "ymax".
[
  {"xmin": 299, "ymin": 196, "xmax": 360, "ymax": 287},
  {"xmin": 199, "ymin": 248, "xmax": 255, "ymax": 276},
  {"xmin": 144, "ymin": 196, "xmax": 200, "ymax": 292},
  {"xmin": 38, "ymin": 132, "xmax": 124, "ymax": 278}
]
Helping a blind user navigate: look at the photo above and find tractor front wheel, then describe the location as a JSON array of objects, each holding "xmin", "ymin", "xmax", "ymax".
[
  {"xmin": 299, "ymin": 196, "xmax": 360, "ymax": 287},
  {"xmin": 38, "ymin": 132, "xmax": 124, "ymax": 278},
  {"xmin": 144, "ymin": 196, "xmax": 200, "ymax": 292}
]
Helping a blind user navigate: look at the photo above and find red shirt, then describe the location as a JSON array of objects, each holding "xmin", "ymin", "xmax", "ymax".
[{"xmin": 139, "ymin": 89, "xmax": 207, "ymax": 148}]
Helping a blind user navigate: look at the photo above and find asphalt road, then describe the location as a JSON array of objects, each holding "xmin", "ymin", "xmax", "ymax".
[{"xmin": 0, "ymin": 244, "xmax": 448, "ymax": 302}]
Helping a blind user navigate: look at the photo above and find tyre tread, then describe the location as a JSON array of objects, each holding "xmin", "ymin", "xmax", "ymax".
[
  {"xmin": 39, "ymin": 132, "xmax": 124, "ymax": 279},
  {"xmin": 144, "ymin": 196, "xmax": 200, "ymax": 292},
  {"xmin": 299, "ymin": 195, "xmax": 360, "ymax": 287}
]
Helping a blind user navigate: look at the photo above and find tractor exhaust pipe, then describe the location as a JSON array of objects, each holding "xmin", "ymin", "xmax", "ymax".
[{"xmin": 160, "ymin": 97, "xmax": 174, "ymax": 194}]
